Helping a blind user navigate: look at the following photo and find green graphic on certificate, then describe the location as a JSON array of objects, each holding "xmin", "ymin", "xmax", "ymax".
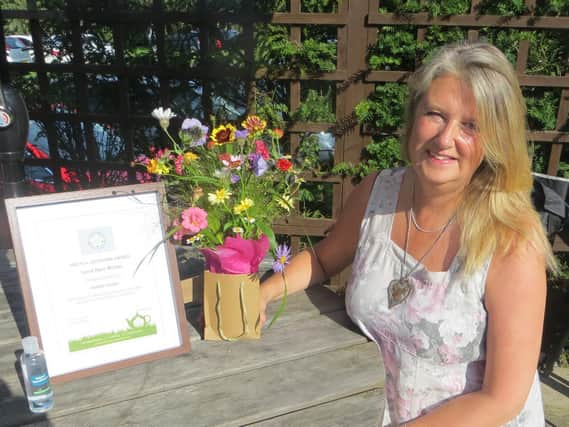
[{"xmin": 68, "ymin": 313, "xmax": 157, "ymax": 352}]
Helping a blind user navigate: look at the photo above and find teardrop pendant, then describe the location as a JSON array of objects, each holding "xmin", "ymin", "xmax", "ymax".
[{"xmin": 387, "ymin": 278, "xmax": 413, "ymax": 309}]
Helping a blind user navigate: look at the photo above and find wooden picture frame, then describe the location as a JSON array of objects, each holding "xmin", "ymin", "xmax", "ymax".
[{"xmin": 5, "ymin": 183, "xmax": 190, "ymax": 383}]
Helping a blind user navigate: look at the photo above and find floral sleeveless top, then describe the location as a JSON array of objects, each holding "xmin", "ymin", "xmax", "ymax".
[{"xmin": 346, "ymin": 168, "xmax": 545, "ymax": 426}]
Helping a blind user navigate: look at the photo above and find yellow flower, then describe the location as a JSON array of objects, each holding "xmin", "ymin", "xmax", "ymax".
[
  {"xmin": 276, "ymin": 194, "xmax": 294, "ymax": 212},
  {"xmin": 147, "ymin": 159, "xmax": 158, "ymax": 174},
  {"xmin": 211, "ymin": 124, "xmax": 236, "ymax": 144},
  {"xmin": 184, "ymin": 152, "xmax": 199, "ymax": 163},
  {"xmin": 208, "ymin": 188, "xmax": 232, "ymax": 205},
  {"xmin": 232, "ymin": 227, "xmax": 244, "ymax": 235},
  {"xmin": 147, "ymin": 158, "xmax": 170, "ymax": 175},
  {"xmin": 233, "ymin": 198, "xmax": 254, "ymax": 214}
]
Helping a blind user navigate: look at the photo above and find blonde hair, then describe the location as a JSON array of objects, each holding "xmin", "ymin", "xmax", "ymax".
[{"xmin": 402, "ymin": 41, "xmax": 556, "ymax": 274}]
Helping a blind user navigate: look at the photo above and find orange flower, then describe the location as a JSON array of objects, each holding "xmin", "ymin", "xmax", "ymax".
[
  {"xmin": 273, "ymin": 128, "xmax": 284, "ymax": 139},
  {"xmin": 242, "ymin": 115, "xmax": 266, "ymax": 133}
]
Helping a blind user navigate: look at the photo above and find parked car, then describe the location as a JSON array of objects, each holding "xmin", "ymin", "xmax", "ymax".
[
  {"xmin": 4, "ymin": 35, "xmax": 33, "ymax": 63},
  {"xmin": 43, "ymin": 35, "xmax": 69, "ymax": 63},
  {"xmin": 82, "ymin": 33, "xmax": 114, "ymax": 62},
  {"xmin": 42, "ymin": 33, "xmax": 114, "ymax": 63}
]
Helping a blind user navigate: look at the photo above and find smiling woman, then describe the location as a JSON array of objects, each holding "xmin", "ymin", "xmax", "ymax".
[
  {"xmin": 259, "ymin": 41, "xmax": 555, "ymax": 427},
  {"xmin": 406, "ymin": 74, "xmax": 483, "ymax": 193}
]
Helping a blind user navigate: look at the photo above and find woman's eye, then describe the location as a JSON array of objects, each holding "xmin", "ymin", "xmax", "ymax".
[
  {"xmin": 463, "ymin": 122, "xmax": 478, "ymax": 132},
  {"xmin": 426, "ymin": 111, "xmax": 443, "ymax": 120}
]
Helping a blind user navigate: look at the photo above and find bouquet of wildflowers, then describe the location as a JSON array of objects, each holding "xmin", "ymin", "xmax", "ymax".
[{"xmin": 134, "ymin": 107, "xmax": 305, "ymax": 275}]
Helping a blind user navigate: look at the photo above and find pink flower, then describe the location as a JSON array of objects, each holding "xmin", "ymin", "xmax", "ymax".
[
  {"xmin": 174, "ymin": 154, "xmax": 184, "ymax": 175},
  {"xmin": 254, "ymin": 140, "xmax": 270, "ymax": 159},
  {"xmin": 215, "ymin": 39, "xmax": 222, "ymax": 49},
  {"xmin": 180, "ymin": 207, "xmax": 208, "ymax": 234},
  {"xmin": 201, "ymin": 235, "xmax": 270, "ymax": 274}
]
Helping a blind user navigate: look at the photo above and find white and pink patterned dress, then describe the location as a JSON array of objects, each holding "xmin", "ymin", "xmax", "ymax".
[{"xmin": 346, "ymin": 167, "xmax": 545, "ymax": 426}]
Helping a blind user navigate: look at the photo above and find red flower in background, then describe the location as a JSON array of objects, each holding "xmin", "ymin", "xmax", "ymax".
[
  {"xmin": 276, "ymin": 158, "xmax": 292, "ymax": 172},
  {"xmin": 215, "ymin": 39, "xmax": 222, "ymax": 49}
]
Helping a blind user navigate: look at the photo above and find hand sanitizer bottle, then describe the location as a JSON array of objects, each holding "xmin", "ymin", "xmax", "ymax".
[{"xmin": 20, "ymin": 336, "xmax": 54, "ymax": 413}]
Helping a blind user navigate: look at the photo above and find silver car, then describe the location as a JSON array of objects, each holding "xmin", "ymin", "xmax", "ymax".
[{"xmin": 5, "ymin": 35, "xmax": 34, "ymax": 63}]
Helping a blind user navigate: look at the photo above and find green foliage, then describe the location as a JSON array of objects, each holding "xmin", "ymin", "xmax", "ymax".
[
  {"xmin": 421, "ymin": 26, "xmax": 468, "ymax": 55},
  {"xmin": 332, "ymin": 136, "xmax": 404, "ymax": 180},
  {"xmin": 535, "ymin": 0, "xmax": 569, "ymax": 15},
  {"xmin": 477, "ymin": 0, "xmax": 528, "ymax": 16},
  {"xmin": 378, "ymin": 0, "xmax": 470, "ymax": 16},
  {"xmin": 525, "ymin": 88, "xmax": 561, "ymax": 131},
  {"xmin": 478, "ymin": 28, "xmax": 527, "ymax": 65},
  {"xmin": 423, "ymin": 0, "xmax": 470, "ymax": 16},
  {"xmin": 526, "ymin": 31, "xmax": 568, "ymax": 76},
  {"xmin": 292, "ymin": 87, "xmax": 336, "ymax": 123},
  {"xmin": 301, "ymin": 0, "xmax": 339, "ymax": 13},
  {"xmin": 529, "ymin": 143, "xmax": 548, "ymax": 174},
  {"xmin": 355, "ymin": 83, "xmax": 408, "ymax": 132},
  {"xmin": 255, "ymin": 24, "xmax": 336, "ymax": 76},
  {"xmin": 254, "ymin": 88, "xmax": 289, "ymax": 130},
  {"xmin": 299, "ymin": 182, "xmax": 333, "ymax": 218},
  {"xmin": 369, "ymin": 26, "xmax": 419, "ymax": 71},
  {"xmin": 378, "ymin": 0, "xmax": 421, "ymax": 14},
  {"xmin": 297, "ymin": 134, "xmax": 321, "ymax": 171}
]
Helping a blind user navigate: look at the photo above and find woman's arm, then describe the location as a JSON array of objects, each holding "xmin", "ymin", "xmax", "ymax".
[
  {"xmin": 259, "ymin": 172, "xmax": 379, "ymax": 325},
  {"xmin": 407, "ymin": 241, "xmax": 547, "ymax": 427}
]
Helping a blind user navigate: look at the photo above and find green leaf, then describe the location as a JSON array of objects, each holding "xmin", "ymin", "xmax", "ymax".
[{"xmin": 256, "ymin": 221, "xmax": 277, "ymax": 251}]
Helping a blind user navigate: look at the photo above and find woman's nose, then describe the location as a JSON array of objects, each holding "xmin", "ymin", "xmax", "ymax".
[{"xmin": 436, "ymin": 121, "xmax": 461, "ymax": 148}]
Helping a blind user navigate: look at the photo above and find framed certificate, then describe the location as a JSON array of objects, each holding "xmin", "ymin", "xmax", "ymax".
[{"xmin": 5, "ymin": 183, "xmax": 190, "ymax": 383}]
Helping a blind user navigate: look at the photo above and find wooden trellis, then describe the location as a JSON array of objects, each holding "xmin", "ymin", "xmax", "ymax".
[{"xmin": 1, "ymin": 0, "xmax": 568, "ymax": 277}]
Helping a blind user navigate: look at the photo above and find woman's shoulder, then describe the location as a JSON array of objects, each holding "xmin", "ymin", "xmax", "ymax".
[
  {"xmin": 486, "ymin": 239, "xmax": 546, "ymax": 298},
  {"xmin": 358, "ymin": 167, "xmax": 407, "ymax": 194}
]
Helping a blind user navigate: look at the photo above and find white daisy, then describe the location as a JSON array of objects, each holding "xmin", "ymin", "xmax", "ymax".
[{"xmin": 151, "ymin": 107, "xmax": 176, "ymax": 130}]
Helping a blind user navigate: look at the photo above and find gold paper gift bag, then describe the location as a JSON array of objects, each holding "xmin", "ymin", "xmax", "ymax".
[{"xmin": 203, "ymin": 271, "xmax": 261, "ymax": 340}]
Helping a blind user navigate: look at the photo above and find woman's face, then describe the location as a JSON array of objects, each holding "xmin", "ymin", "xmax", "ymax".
[{"xmin": 408, "ymin": 74, "xmax": 484, "ymax": 190}]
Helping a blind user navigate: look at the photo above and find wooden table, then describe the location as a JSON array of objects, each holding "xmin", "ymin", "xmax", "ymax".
[{"xmin": 0, "ymin": 249, "xmax": 385, "ymax": 426}]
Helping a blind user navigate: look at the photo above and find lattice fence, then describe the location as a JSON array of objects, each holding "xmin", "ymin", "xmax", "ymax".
[{"xmin": 1, "ymin": 0, "xmax": 568, "ymax": 281}]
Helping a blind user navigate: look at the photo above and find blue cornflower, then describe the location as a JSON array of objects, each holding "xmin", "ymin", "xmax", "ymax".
[
  {"xmin": 273, "ymin": 244, "xmax": 291, "ymax": 273},
  {"xmin": 248, "ymin": 153, "xmax": 268, "ymax": 177},
  {"xmin": 180, "ymin": 118, "xmax": 208, "ymax": 146},
  {"xmin": 235, "ymin": 129, "xmax": 249, "ymax": 139}
]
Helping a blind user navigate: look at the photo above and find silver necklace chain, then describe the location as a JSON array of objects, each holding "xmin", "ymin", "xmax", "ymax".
[
  {"xmin": 411, "ymin": 180, "xmax": 456, "ymax": 233},
  {"xmin": 400, "ymin": 207, "xmax": 455, "ymax": 281},
  {"xmin": 410, "ymin": 207, "xmax": 456, "ymax": 233}
]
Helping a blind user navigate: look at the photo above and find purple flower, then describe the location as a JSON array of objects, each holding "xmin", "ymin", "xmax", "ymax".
[
  {"xmin": 181, "ymin": 118, "xmax": 208, "ymax": 146},
  {"xmin": 273, "ymin": 244, "xmax": 291, "ymax": 273},
  {"xmin": 230, "ymin": 174, "xmax": 240, "ymax": 184},
  {"xmin": 235, "ymin": 129, "xmax": 249, "ymax": 139},
  {"xmin": 248, "ymin": 153, "xmax": 268, "ymax": 177}
]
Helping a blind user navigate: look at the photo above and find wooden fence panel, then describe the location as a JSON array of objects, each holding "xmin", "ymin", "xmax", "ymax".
[{"xmin": 1, "ymin": 1, "xmax": 568, "ymax": 260}]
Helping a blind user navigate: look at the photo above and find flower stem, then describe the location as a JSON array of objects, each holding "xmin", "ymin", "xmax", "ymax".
[{"xmin": 267, "ymin": 271, "xmax": 288, "ymax": 328}]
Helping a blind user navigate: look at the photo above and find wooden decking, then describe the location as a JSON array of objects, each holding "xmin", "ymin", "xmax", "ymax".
[{"xmin": 0, "ymin": 250, "xmax": 385, "ymax": 426}]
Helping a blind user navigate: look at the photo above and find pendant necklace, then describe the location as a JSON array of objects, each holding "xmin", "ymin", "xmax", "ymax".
[
  {"xmin": 410, "ymin": 207, "xmax": 455, "ymax": 233},
  {"xmin": 387, "ymin": 191, "xmax": 456, "ymax": 309}
]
